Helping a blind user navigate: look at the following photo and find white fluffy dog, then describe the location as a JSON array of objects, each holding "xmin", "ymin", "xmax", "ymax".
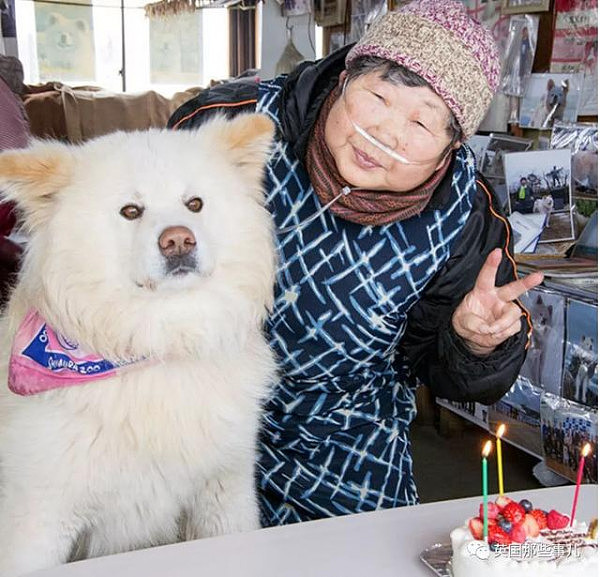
[
  {"xmin": 0, "ymin": 114, "xmax": 277, "ymax": 576},
  {"xmin": 533, "ymin": 194, "xmax": 554, "ymax": 227}
]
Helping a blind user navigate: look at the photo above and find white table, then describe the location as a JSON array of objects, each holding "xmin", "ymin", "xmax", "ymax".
[{"xmin": 30, "ymin": 485, "xmax": 598, "ymax": 577}]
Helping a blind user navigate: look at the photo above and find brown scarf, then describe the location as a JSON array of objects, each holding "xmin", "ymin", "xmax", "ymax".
[{"xmin": 305, "ymin": 86, "xmax": 452, "ymax": 227}]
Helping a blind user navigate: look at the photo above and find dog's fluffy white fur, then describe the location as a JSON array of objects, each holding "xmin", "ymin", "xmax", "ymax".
[{"xmin": 0, "ymin": 114, "xmax": 277, "ymax": 576}]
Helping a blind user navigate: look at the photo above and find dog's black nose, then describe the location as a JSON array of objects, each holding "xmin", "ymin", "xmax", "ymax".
[{"xmin": 158, "ymin": 226, "xmax": 196, "ymax": 257}]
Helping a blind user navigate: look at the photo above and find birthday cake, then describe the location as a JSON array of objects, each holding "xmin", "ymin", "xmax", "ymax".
[{"xmin": 450, "ymin": 496, "xmax": 598, "ymax": 577}]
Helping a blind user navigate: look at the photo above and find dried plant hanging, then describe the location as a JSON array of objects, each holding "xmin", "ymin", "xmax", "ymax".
[{"xmin": 144, "ymin": 0, "xmax": 197, "ymax": 19}]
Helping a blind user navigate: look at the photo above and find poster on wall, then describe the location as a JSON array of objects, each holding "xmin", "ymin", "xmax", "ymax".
[
  {"xmin": 541, "ymin": 392, "xmax": 598, "ymax": 483},
  {"xmin": 35, "ymin": 3, "xmax": 95, "ymax": 82},
  {"xmin": 149, "ymin": 12, "xmax": 202, "ymax": 85},
  {"xmin": 550, "ymin": 0, "xmax": 598, "ymax": 116},
  {"xmin": 562, "ymin": 299, "xmax": 598, "ymax": 408}
]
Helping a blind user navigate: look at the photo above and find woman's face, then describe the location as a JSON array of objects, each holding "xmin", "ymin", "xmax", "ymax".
[{"xmin": 324, "ymin": 71, "xmax": 459, "ymax": 192}]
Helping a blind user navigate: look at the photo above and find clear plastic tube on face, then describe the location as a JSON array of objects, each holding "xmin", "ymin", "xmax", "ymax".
[{"xmin": 348, "ymin": 118, "xmax": 414, "ymax": 165}]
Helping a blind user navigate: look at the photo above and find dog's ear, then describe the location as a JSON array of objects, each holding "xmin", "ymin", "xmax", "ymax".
[
  {"xmin": 216, "ymin": 113, "xmax": 275, "ymax": 178},
  {"xmin": 0, "ymin": 142, "xmax": 74, "ymax": 230}
]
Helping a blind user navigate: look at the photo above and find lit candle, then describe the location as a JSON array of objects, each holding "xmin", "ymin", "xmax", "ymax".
[
  {"xmin": 570, "ymin": 443, "xmax": 592, "ymax": 527},
  {"xmin": 496, "ymin": 424, "xmax": 506, "ymax": 496},
  {"xmin": 482, "ymin": 440, "xmax": 493, "ymax": 541}
]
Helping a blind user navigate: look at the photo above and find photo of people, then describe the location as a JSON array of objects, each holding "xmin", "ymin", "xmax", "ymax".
[
  {"xmin": 541, "ymin": 392, "xmax": 598, "ymax": 483},
  {"xmin": 519, "ymin": 72, "xmax": 583, "ymax": 129},
  {"xmin": 519, "ymin": 289, "xmax": 566, "ymax": 394},
  {"xmin": 504, "ymin": 148, "xmax": 575, "ymax": 242},
  {"xmin": 562, "ymin": 300, "xmax": 598, "ymax": 408},
  {"xmin": 490, "ymin": 376, "xmax": 543, "ymax": 456}
]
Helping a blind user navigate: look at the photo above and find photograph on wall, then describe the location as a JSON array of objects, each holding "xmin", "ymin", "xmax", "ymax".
[
  {"xmin": 463, "ymin": 1, "xmax": 513, "ymax": 133},
  {"xmin": 519, "ymin": 73, "xmax": 583, "ymax": 129},
  {"xmin": 498, "ymin": 14, "xmax": 538, "ymax": 97},
  {"xmin": 348, "ymin": 0, "xmax": 386, "ymax": 43},
  {"xmin": 466, "ymin": 134, "xmax": 491, "ymax": 171},
  {"xmin": 480, "ymin": 133, "xmax": 532, "ymax": 181},
  {"xmin": 504, "ymin": 149, "xmax": 575, "ymax": 243},
  {"xmin": 550, "ymin": 0, "xmax": 597, "ymax": 116},
  {"xmin": 541, "ymin": 392, "xmax": 598, "ymax": 483},
  {"xmin": 35, "ymin": 2, "xmax": 95, "ymax": 82},
  {"xmin": 149, "ymin": 11, "xmax": 202, "ymax": 85},
  {"xmin": 283, "ymin": 0, "xmax": 312, "ymax": 17},
  {"xmin": 1, "ymin": 0, "xmax": 17, "ymax": 57},
  {"xmin": 444, "ymin": 400, "xmax": 489, "ymax": 427},
  {"xmin": 315, "ymin": 0, "xmax": 347, "ymax": 27},
  {"xmin": 551, "ymin": 121, "xmax": 598, "ymax": 199},
  {"xmin": 328, "ymin": 30, "xmax": 349, "ymax": 55},
  {"xmin": 562, "ymin": 299, "xmax": 598, "ymax": 408},
  {"xmin": 519, "ymin": 289, "xmax": 566, "ymax": 394},
  {"xmin": 490, "ymin": 377, "xmax": 543, "ymax": 455},
  {"xmin": 501, "ymin": 0, "xmax": 551, "ymax": 14}
]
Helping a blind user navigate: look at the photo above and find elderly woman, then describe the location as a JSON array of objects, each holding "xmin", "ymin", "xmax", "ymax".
[{"xmin": 169, "ymin": 0, "xmax": 542, "ymax": 526}]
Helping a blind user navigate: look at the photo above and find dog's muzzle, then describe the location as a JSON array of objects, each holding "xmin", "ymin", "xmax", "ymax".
[{"xmin": 158, "ymin": 226, "xmax": 198, "ymax": 276}]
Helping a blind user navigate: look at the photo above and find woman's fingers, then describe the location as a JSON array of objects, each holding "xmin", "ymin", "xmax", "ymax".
[
  {"xmin": 497, "ymin": 271, "xmax": 544, "ymax": 302},
  {"xmin": 473, "ymin": 248, "xmax": 502, "ymax": 293},
  {"xmin": 455, "ymin": 302, "xmax": 524, "ymax": 353},
  {"xmin": 488, "ymin": 302, "xmax": 526, "ymax": 333}
]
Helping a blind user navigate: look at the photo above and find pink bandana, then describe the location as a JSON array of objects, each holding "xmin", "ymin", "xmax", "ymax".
[{"xmin": 9, "ymin": 310, "xmax": 138, "ymax": 396}]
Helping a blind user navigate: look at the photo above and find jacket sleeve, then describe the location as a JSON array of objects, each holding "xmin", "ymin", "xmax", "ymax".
[{"xmin": 398, "ymin": 176, "xmax": 532, "ymax": 405}]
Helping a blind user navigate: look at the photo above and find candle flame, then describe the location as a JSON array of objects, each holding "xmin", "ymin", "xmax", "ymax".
[
  {"xmin": 582, "ymin": 443, "xmax": 592, "ymax": 457},
  {"xmin": 482, "ymin": 440, "xmax": 493, "ymax": 458},
  {"xmin": 496, "ymin": 424, "xmax": 506, "ymax": 439}
]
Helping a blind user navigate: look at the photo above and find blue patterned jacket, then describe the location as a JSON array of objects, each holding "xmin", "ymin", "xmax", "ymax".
[{"xmin": 169, "ymin": 48, "xmax": 531, "ymax": 526}]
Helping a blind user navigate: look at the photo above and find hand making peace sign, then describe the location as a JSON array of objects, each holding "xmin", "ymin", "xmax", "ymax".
[{"xmin": 452, "ymin": 248, "xmax": 544, "ymax": 357}]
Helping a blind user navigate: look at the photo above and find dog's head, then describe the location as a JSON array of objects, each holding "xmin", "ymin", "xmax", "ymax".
[{"xmin": 0, "ymin": 114, "xmax": 276, "ymax": 358}]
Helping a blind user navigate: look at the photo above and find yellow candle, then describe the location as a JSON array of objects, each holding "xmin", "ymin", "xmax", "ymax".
[{"xmin": 496, "ymin": 424, "xmax": 506, "ymax": 496}]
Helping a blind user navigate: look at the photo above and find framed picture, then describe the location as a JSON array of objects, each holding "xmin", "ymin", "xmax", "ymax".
[
  {"xmin": 504, "ymin": 148, "xmax": 575, "ymax": 243},
  {"xmin": 519, "ymin": 73, "xmax": 583, "ymax": 130},
  {"xmin": 501, "ymin": 0, "xmax": 551, "ymax": 14},
  {"xmin": 315, "ymin": 0, "xmax": 346, "ymax": 27}
]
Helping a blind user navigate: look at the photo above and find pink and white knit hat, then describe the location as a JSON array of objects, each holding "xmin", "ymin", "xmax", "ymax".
[{"xmin": 345, "ymin": 0, "xmax": 500, "ymax": 139}]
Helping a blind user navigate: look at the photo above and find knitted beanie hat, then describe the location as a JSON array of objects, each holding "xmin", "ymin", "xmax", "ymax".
[{"xmin": 345, "ymin": 0, "xmax": 500, "ymax": 139}]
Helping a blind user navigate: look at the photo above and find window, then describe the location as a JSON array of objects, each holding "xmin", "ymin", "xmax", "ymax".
[{"xmin": 15, "ymin": 0, "xmax": 229, "ymax": 95}]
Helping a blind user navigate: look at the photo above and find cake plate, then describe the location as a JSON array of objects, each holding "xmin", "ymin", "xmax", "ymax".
[{"xmin": 419, "ymin": 543, "xmax": 453, "ymax": 577}]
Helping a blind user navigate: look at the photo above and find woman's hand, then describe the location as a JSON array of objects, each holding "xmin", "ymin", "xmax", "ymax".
[{"xmin": 452, "ymin": 248, "xmax": 544, "ymax": 356}]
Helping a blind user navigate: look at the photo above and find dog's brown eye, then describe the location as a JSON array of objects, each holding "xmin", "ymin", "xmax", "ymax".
[
  {"xmin": 120, "ymin": 204, "xmax": 144, "ymax": 220},
  {"xmin": 186, "ymin": 197, "xmax": 203, "ymax": 213}
]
